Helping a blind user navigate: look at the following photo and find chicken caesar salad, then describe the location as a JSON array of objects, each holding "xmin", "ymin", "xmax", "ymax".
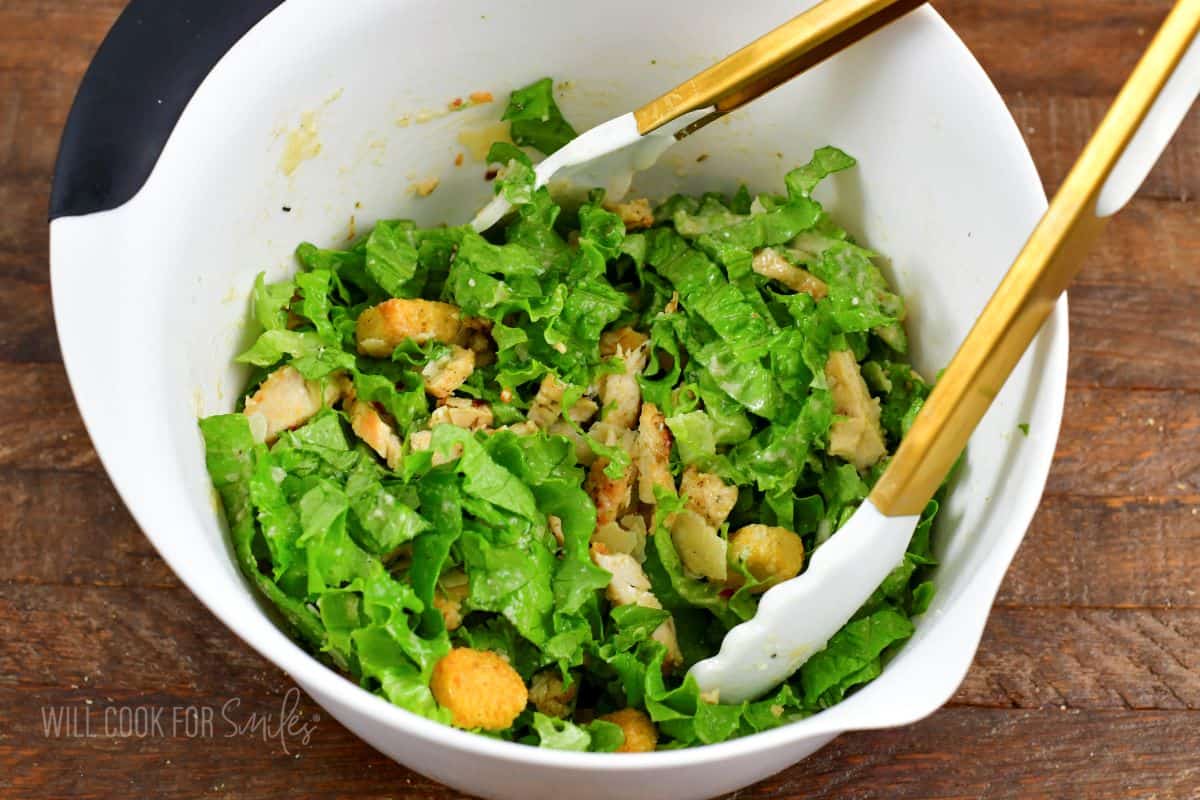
[{"xmin": 200, "ymin": 78, "xmax": 943, "ymax": 752}]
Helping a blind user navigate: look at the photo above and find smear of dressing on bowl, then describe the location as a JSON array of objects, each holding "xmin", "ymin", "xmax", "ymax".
[
  {"xmin": 457, "ymin": 121, "xmax": 514, "ymax": 162},
  {"xmin": 280, "ymin": 111, "xmax": 322, "ymax": 176}
]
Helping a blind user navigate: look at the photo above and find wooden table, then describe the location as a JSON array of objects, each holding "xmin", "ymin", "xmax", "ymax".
[{"xmin": 2, "ymin": 1, "xmax": 1197, "ymax": 797}]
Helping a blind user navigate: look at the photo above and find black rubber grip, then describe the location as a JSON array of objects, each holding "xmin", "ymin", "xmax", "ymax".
[{"xmin": 49, "ymin": 0, "xmax": 284, "ymax": 220}]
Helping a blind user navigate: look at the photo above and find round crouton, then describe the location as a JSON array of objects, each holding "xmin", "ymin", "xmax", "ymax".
[
  {"xmin": 430, "ymin": 648, "xmax": 527, "ymax": 731},
  {"xmin": 355, "ymin": 298, "xmax": 463, "ymax": 357},
  {"xmin": 727, "ymin": 524, "xmax": 805, "ymax": 593},
  {"xmin": 599, "ymin": 708, "xmax": 658, "ymax": 753}
]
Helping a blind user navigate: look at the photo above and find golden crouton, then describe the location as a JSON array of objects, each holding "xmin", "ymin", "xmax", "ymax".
[
  {"xmin": 457, "ymin": 316, "xmax": 495, "ymax": 364},
  {"xmin": 355, "ymin": 298, "xmax": 464, "ymax": 357},
  {"xmin": 825, "ymin": 350, "xmax": 886, "ymax": 470},
  {"xmin": 599, "ymin": 708, "xmax": 658, "ymax": 753},
  {"xmin": 430, "ymin": 648, "xmax": 527, "ymax": 731},
  {"xmin": 528, "ymin": 670, "xmax": 578, "ymax": 719},
  {"xmin": 243, "ymin": 366, "xmax": 344, "ymax": 443},
  {"xmin": 636, "ymin": 402, "xmax": 675, "ymax": 504},
  {"xmin": 752, "ymin": 247, "xmax": 828, "ymax": 299},
  {"xmin": 603, "ymin": 198, "xmax": 655, "ymax": 231},
  {"xmin": 679, "ymin": 467, "xmax": 738, "ymax": 528},
  {"xmin": 727, "ymin": 524, "xmax": 805, "ymax": 593},
  {"xmin": 600, "ymin": 327, "xmax": 650, "ymax": 361}
]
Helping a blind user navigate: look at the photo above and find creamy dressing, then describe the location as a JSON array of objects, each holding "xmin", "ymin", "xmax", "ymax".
[{"xmin": 279, "ymin": 111, "xmax": 322, "ymax": 176}]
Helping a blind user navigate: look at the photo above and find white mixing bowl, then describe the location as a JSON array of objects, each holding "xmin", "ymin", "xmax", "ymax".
[{"xmin": 49, "ymin": 1, "xmax": 1066, "ymax": 797}]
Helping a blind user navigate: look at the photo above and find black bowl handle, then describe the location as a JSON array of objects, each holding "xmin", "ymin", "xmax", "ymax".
[{"xmin": 49, "ymin": 0, "xmax": 284, "ymax": 220}]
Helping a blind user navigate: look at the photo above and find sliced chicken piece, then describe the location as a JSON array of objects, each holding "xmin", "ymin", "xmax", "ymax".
[
  {"xmin": 588, "ymin": 419, "xmax": 636, "ymax": 450},
  {"xmin": 548, "ymin": 420, "xmax": 594, "ymax": 465},
  {"xmin": 495, "ymin": 420, "xmax": 539, "ymax": 437},
  {"xmin": 547, "ymin": 515, "xmax": 566, "ymax": 546},
  {"xmin": 529, "ymin": 670, "xmax": 578, "ymax": 719},
  {"xmin": 599, "ymin": 371, "xmax": 643, "ymax": 430},
  {"xmin": 429, "ymin": 397, "xmax": 494, "ymax": 431},
  {"xmin": 592, "ymin": 514, "xmax": 648, "ymax": 563},
  {"xmin": 346, "ymin": 398, "xmax": 403, "ymax": 469},
  {"xmin": 669, "ymin": 509, "xmax": 727, "ymax": 582},
  {"xmin": 597, "ymin": 327, "xmax": 649, "ymax": 429},
  {"xmin": 432, "ymin": 570, "xmax": 470, "ymax": 631},
  {"xmin": 422, "ymin": 345, "xmax": 475, "ymax": 398},
  {"xmin": 752, "ymin": 247, "xmax": 828, "ymax": 299},
  {"xmin": 243, "ymin": 365, "xmax": 345, "ymax": 444},
  {"xmin": 603, "ymin": 197, "xmax": 654, "ymax": 231},
  {"xmin": 586, "ymin": 457, "xmax": 637, "ymax": 528},
  {"xmin": 528, "ymin": 374, "xmax": 599, "ymax": 429},
  {"xmin": 356, "ymin": 298, "xmax": 464, "ymax": 357},
  {"xmin": 407, "ymin": 429, "xmax": 461, "ymax": 467},
  {"xmin": 636, "ymin": 402, "xmax": 675, "ymax": 505},
  {"xmin": 679, "ymin": 467, "xmax": 738, "ymax": 528},
  {"xmin": 825, "ymin": 350, "xmax": 887, "ymax": 470},
  {"xmin": 591, "ymin": 544, "xmax": 683, "ymax": 666}
]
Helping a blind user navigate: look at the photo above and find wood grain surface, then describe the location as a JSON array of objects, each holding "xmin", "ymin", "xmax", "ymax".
[{"xmin": 1, "ymin": 1, "xmax": 1197, "ymax": 798}]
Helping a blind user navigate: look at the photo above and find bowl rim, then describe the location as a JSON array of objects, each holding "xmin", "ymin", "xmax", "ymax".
[{"xmin": 48, "ymin": 0, "xmax": 1063, "ymax": 772}]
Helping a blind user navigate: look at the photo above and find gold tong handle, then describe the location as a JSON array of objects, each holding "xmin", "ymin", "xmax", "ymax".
[
  {"xmin": 633, "ymin": 0, "xmax": 921, "ymax": 136},
  {"xmin": 871, "ymin": 0, "xmax": 1200, "ymax": 517}
]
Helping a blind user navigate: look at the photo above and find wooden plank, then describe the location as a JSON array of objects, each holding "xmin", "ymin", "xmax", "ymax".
[
  {"xmin": 4, "ymin": 582, "xmax": 1198, "ymax": 714},
  {"xmin": 0, "ymin": 176, "xmax": 52, "ymax": 282},
  {"xmin": 1068, "ymin": 284, "xmax": 1200, "ymax": 391},
  {"xmin": 999, "ymin": 495, "xmax": 1200, "ymax": 608},
  {"xmin": 0, "ymin": 585, "xmax": 267, "ymax": 693},
  {"xmin": 0, "ymin": 470, "xmax": 173, "ymax": 589},
  {"xmin": 1047, "ymin": 387, "xmax": 1200, "ymax": 497},
  {"xmin": 1007, "ymin": 95, "xmax": 1200, "ymax": 199},
  {"xmin": 0, "ymin": 685, "xmax": 435, "ymax": 800},
  {"xmin": 1073, "ymin": 199, "xmax": 1200, "ymax": 288},
  {"xmin": 0, "ymin": 279, "xmax": 57, "ymax": 363},
  {"xmin": 0, "ymin": 363, "xmax": 97, "ymax": 471},
  {"xmin": 1, "ymin": 698, "xmax": 1197, "ymax": 799},
  {"xmin": 955, "ymin": 608, "xmax": 1200, "ymax": 710},
  {"xmin": 753, "ymin": 708, "xmax": 1200, "ymax": 799},
  {"xmin": 945, "ymin": 0, "xmax": 1177, "ymax": 95}
]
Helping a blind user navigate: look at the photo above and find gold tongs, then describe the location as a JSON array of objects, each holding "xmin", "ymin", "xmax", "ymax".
[
  {"xmin": 635, "ymin": 0, "xmax": 927, "ymax": 139},
  {"xmin": 667, "ymin": 0, "xmax": 1199, "ymax": 701},
  {"xmin": 472, "ymin": 0, "xmax": 932, "ymax": 231}
]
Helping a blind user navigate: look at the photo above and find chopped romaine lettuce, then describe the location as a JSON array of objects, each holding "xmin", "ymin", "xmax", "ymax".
[{"xmin": 199, "ymin": 86, "xmax": 943, "ymax": 753}]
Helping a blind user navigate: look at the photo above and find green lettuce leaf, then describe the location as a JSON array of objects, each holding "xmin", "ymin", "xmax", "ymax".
[
  {"xmin": 799, "ymin": 606, "xmax": 914, "ymax": 707},
  {"xmin": 503, "ymin": 77, "xmax": 577, "ymax": 155}
]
